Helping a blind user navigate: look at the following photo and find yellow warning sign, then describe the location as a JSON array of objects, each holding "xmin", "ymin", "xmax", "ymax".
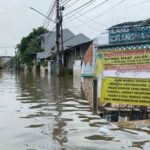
[
  {"xmin": 96, "ymin": 50, "xmax": 150, "ymax": 75},
  {"xmin": 101, "ymin": 77, "xmax": 150, "ymax": 106}
]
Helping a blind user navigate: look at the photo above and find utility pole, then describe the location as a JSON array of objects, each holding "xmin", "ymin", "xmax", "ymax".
[
  {"xmin": 60, "ymin": 6, "xmax": 65, "ymax": 70},
  {"xmin": 29, "ymin": 2, "xmax": 64, "ymax": 75},
  {"xmin": 56, "ymin": 0, "xmax": 64, "ymax": 75},
  {"xmin": 56, "ymin": 0, "xmax": 61, "ymax": 75}
]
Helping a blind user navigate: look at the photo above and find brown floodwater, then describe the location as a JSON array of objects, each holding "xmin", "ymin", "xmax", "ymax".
[{"xmin": 0, "ymin": 71, "xmax": 150, "ymax": 150}]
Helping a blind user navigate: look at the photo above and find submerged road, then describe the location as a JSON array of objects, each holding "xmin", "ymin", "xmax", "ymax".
[{"xmin": 0, "ymin": 71, "xmax": 150, "ymax": 150}]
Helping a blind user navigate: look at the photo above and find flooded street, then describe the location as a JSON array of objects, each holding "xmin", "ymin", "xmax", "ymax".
[{"xmin": 0, "ymin": 71, "xmax": 150, "ymax": 150}]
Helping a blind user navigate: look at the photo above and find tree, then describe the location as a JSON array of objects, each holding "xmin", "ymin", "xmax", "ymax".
[{"xmin": 16, "ymin": 27, "xmax": 48, "ymax": 67}]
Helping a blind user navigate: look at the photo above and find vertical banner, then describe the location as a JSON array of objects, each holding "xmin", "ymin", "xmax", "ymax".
[{"xmin": 95, "ymin": 52, "xmax": 104, "ymax": 76}]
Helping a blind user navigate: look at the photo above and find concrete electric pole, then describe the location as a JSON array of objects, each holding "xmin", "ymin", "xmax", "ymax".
[
  {"xmin": 56, "ymin": 0, "xmax": 61, "ymax": 75},
  {"xmin": 29, "ymin": 0, "xmax": 64, "ymax": 76},
  {"xmin": 56, "ymin": 0, "xmax": 64, "ymax": 75},
  {"xmin": 60, "ymin": 6, "xmax": 65, "ymax": 70}
]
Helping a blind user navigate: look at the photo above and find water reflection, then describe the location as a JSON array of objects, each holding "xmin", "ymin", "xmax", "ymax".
[
  {"xmin": 0, "ymin": 71, "xmax": 150, "ymax": 150},
  {"xmin": 15, "ymin": 72, "xmax": 92, "ymax": 149}
]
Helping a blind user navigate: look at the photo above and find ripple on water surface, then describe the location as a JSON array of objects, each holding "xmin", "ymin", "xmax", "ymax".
[{"xmin": 0, "ymin": 72, "xmax": 150, "ymax": 150}]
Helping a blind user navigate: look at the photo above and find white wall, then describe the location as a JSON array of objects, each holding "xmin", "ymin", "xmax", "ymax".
[{"xmin": 73, "ymin": 60, "xmax": 81, "ymax": 78}]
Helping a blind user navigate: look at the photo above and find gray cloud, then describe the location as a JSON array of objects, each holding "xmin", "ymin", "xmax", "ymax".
[{"xmin": 0, "ymin": 0, "xmax": 150, "ymax": 56}]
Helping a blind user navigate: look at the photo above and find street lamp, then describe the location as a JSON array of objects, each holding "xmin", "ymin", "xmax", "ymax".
[
  {"xmin": 29, "ymin": 7, "xmax": 56, "ymax": 24},
  {"xmin": 29, "ymin": 5, "xmax": 64, "ymax": 75}
]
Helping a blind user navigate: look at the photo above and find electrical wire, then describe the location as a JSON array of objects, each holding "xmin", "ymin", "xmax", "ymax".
[
  {"xmin": 66, "ymin": 18, "xmax": 104, "ymax": 33},
  {"xmin": 93, "ymin": 0, "xmax": 126, "ymax": 20},
  {"xmin": 64, "ymin": 16, "xmax": 107, "ymax": 29},
  {"xmin": 97, "ymin": 0, "xmax": 150, "ymax": 22},
  {"xmin": 63, "ymin": 0, "xmax": 126, "ymax": 39},
  {"xmin": 68, "ymin": 0, "xmax": 150, "ymax": 31},
  {"xmin": 64, "ymin": 0, "xmax": 80, "ymax": 9},
  {"xmin": 42, "ymin": 0, "xmax": 55, "ymax": 26},
  {"xmin": 60, "ymin": 0, "xmax": 73, "ymax": 6},
  {"xmin": 45, "ymin": 9, "xmax": 56, "ymax": 30},
  {"xmin": 64, "ymin": 0, "xmax": 96, "ymax": 17},
  {"xmin": 64, "ymin": 0, "xmax": 125, "ymax": 27},
  {"xmin": 43, "ymin": 0, "xmax": 56, "ymax": 29},
  {"xmin": 64, "ymin": 0, "xmax": 109, "ymax": 22}
]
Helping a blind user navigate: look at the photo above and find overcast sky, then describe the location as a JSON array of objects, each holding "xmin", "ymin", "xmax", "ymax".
[{"xmin": 0, "ymin": 0, "xmax": 150, "ymax": 56}]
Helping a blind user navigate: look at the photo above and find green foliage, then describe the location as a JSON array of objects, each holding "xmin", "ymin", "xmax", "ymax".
[
  {"xmin": 63, "ymin": 68, "xmax": 73, "ymax": 76},
  {"xmin": 41, "ymin": 60, "xmax": 48, "ymax": 67},
  {"xmin": 16, "ymin": 27, "xmax": 48, "ymax": 67}
]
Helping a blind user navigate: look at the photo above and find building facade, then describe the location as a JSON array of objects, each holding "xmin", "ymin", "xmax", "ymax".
[
  {"xmin": 82, "ymin": 19, "xmax": 150, "ymax": 122},
  {"xmin": 36, "ymin": 29, "xmax": 91, "ymax": 75}
]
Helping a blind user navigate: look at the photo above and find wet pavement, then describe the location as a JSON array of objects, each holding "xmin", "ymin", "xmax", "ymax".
[{"xmin": 0, "ymin": 71, "xmax": 150, "ymax": 150}]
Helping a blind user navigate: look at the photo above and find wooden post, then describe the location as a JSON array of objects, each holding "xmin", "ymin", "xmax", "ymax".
[{"xmin": 93, "ymin": 78, "xmax": 98, "ymax": 113}]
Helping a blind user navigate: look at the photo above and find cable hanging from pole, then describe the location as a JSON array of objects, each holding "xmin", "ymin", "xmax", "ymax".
[
  {"xmin": 42, "ymin": 0, "xmax": 56, "ymax": 27},
  {"xmin": 29, "ymin": 7, "xmax": 56, "ymax": 23},
  {"xmin": 44, "ymin": 4, "xmax": 56, "ymax": 28},
  {"xmin": 64, "ymin": 0, "xmax": 80, "ymax": 9},
  {"xmin": 64, "ymin": 0, "xmax": 109, "ymax": 22},
  {"xmin": 64, "ymin": 0, "xmax": 125, "ymax": 27},
  {"xmin": 64, "ymin": 0, "xmax": 96, "ymax": 17}
]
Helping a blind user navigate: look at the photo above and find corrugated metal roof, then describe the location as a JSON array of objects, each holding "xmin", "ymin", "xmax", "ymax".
[
  {"xmin": 37, "ymin": 29, "xmax": 91, "ymax": 59},
  {"xmin": 36, "ymin": 51, "xmax": 51, "ymax": 60},
  {"xmin": 41, "ymin": 29, "xmax": 75, "ymax": 52},
  {"xmin": 64, "ymin": 33, "xmax": 91, "ymax": 50}
]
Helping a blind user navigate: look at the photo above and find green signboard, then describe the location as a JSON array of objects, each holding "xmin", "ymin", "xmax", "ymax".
[{"xmin": 109, "ymin": 25, "xmax": 150, "ymax": 44}]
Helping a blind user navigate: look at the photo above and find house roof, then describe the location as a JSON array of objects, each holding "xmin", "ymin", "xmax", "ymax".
[
  {"xmin": 40, "ymin": 29, "xmax": 75, "ymax": 52},
  {"xmin": 109, "ymin": 18, "xmax": 150, "ymax": 29},
  {"xmin": 37, "ymin": 29, "xmax": 91, "ymax": 59},
  {"xmin": 63, "ymin": 33, "xmax": 91, "ymax": 50},
  {"xmin": 36, "ymin": 51, "xmax": 51, "ymax": 60}
]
